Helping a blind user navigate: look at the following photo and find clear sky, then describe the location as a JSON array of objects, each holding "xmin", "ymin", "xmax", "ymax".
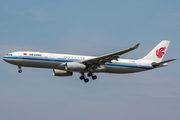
[{"xmin": 0, "ymin": 0, "xmax": 180, "ymax": 120}]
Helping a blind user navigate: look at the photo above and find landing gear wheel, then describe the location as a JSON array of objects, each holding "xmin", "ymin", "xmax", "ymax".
[
  {"xmin": 18, "ymin": 70, "xmax": 22, "ymax": 73},
  {"xmin": 87, "ymin": 72, "xmax": 93, "ymax": 77},
  {"xmin": 18, "ymin": 66, "xmax": 22, "ymax": 73},
  {"xmin": 80, "ymin": 76, "xmax": 85, "ymax": 80},
  {"xmin": 92, "ymin": 75, "xmax": 97, "ymax": 80},
  {"xmin": 84, "ymin": 78, "xmax": 89, "ymax": 83}
]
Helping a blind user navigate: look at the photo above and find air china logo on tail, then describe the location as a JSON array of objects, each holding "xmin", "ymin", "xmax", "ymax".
[{"xmin": 156, "ymin": 47, "xmax": 166, "ymax": 58}]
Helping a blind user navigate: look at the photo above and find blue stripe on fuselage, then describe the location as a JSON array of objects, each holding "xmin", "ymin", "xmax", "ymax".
[
  {"xmin": 3, "ymin": 56, "xmax": 75, "ymax": 62},
  {"xmin": 3, "ymin": 56, "xmax": 153, "ymax": 69},
  {"xmin": 106, "ymin": 63, "xmax": 152, "ymax": 69}
]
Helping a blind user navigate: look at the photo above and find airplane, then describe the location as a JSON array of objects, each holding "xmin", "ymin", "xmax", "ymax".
[{"xmin": 3, "ymin": 40, "xmax": 176, "ymax": 83}]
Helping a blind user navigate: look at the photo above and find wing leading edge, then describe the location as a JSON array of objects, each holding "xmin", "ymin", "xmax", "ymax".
[{"xmin": 80, "ymin": 43, "xmax": 140, "ymax": 66}]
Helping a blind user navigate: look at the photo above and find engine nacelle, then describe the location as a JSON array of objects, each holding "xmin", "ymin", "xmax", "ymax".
[
  {"xmin": 53, "ymin": 69, "xmax": 73, "ymax": 76},
  {"xmin": 66, "ymin": 62, "xmax": 86, "ymax": 72}
]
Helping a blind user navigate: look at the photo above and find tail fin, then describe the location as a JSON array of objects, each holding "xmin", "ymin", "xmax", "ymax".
[{"xmin": 140, "ymin": 40, "xmax": 170, "ymax": 62}]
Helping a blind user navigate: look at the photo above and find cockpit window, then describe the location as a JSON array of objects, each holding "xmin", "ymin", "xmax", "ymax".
[{"xmin": 7, "ymin": 54, "xmax": 13, "ymax": 56}]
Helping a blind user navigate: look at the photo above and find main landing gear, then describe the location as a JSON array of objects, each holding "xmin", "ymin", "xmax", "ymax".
[
  {"xmin": 87, "ymin": 72, "xmax": 97, "ymax": 80},
  {"xmin": 18, "ymin": 65, "xmax": 22, "ymax": 73},
  {"xmin": 80, "ymin": 72, "xmax": 97, "ymax": 83}
]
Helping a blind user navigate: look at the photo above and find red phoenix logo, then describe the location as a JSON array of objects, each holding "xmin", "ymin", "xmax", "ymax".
[{"xmin": 156, "ymin": 47, "xmax": 166, "ymax": 58}]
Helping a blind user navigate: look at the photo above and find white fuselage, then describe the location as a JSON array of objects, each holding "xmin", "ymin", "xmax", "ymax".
[{"xmin": 3, "ymin": 51, "xmax": 154, "ymax": 74}]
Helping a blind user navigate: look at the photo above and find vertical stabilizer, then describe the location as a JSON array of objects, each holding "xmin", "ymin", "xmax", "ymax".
[{"xmin": 140, "ymin": 40, "xmax": 170, "ymax": 62}]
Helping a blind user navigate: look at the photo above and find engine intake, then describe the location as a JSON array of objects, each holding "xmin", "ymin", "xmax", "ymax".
[{"xmin": 53, "ymin": 69, "xmax": 73, "ymax": 76}]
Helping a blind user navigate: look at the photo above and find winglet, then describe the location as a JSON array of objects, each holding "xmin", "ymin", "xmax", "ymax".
[{"xmin": 133, "ymin": 43, "xmax": 140, "ymax": 49}]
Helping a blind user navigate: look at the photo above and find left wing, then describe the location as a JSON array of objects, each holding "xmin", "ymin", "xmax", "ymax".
[{"xmin": 80, "ymin": 43, "xmax": 140, "ymax": 66}]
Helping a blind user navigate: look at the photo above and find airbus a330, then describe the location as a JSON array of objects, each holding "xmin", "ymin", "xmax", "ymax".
[{"xmin": 3, "ymin": 40, "xmax": 176, "ymax": 83}]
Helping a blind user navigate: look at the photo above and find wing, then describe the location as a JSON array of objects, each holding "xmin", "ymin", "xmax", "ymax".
[{"xmin": 80, "ymin": 43, "xmax": 140, "ymax": 66}]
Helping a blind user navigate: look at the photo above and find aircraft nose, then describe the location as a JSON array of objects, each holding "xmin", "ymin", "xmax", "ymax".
[
  {"xmin": 3, "ymin": 56, "xmax": 7, "ymax": 61},
  {"xmin": 3, "ymin": 56, "xmax": 16, "ymax": 64},
  {"xmin": 2, "ymin": 56, "xmax": 9, "ymax": 62}
]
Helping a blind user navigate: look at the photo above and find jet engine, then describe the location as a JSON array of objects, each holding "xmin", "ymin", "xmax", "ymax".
[
  {"xmin": 65, "ymin": 62, "xmax": 86, "ymax": 72},
  {"xmin": 53, "ymin": 69, "xmax": 73, "ymax": 76}
]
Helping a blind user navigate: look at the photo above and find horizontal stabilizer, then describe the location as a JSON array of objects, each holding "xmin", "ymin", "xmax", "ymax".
[{"xmin": 152, "ymin": 59, "xmax": 177, "ymax": 67}]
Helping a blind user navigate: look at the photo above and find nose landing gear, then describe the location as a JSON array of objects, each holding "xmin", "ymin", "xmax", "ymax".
[{"xmin": 18, "ymin": 66, "xmax": 22, "ymax": 73}]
